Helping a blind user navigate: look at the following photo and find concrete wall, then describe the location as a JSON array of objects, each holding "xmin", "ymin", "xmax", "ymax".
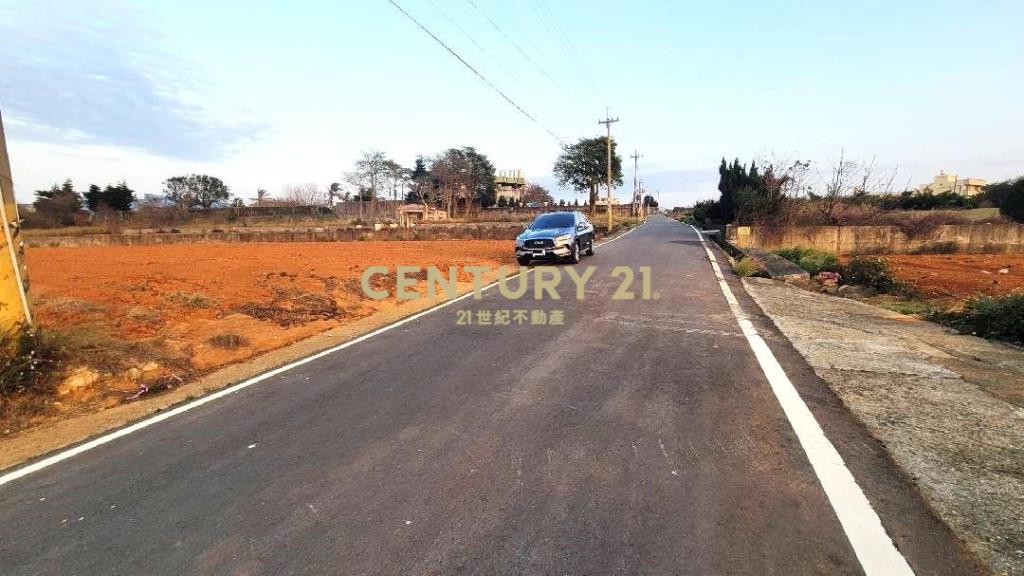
[
  {"xmin": 26, "ymin": 224, "xmax": 521, "ymax": 248},
  {"xmin": 726, "ymin": 223, "xmax": 1024, "ymax": 255}
]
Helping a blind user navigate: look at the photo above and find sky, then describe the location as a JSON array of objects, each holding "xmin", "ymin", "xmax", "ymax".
[{"xmin": 1, "ymin": 0, "xmax": 1022, "ymax": 208}]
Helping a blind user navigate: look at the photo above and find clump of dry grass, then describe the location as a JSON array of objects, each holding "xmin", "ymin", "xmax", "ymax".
[
  {"xmin": 38, "ymin": 297, "xmax": 107, "ymax": 316},
  {"xmin": 166, "ymin": 291, "xmax": 215, "ymax": 308},
  {"xmin": 207, "ymin": 333, "xmax": 250, "ymax": 349},
  {"xmin": 126, "ymin": 306, "xmax": 162, "ymax": 323}
]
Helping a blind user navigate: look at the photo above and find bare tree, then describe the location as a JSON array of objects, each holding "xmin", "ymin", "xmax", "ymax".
[
  {"xmin": 522, "ymin": 183, "xmax": 554, "ymax": 205},
  {"xmin": 283, "ymin": 183, "xmax": 326, "ymax": 206},
  {"xmin": 816, "ymin": 151, "xmax": 898, "ymax": 224}
]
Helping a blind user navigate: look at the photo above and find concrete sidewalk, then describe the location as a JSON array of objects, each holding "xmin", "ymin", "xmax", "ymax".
[{"xmin": 744, "ymin": 277, "xmax": 1024, "ymax": 575}]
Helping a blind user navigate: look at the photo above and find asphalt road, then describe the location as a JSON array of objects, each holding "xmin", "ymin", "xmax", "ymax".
[{"xmin": 0, "ymin": 215, "xmax": 979, "ymax": 575}]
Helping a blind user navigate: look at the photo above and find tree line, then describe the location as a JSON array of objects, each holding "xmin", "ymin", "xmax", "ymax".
[
  {"xmin": 28, "ymin": 132, "xmax": 630, "ymax": 227},
  {"xmin": 692, "ymin": 155, "xmax": 1024, "ymax": 227},
  {"xmin": 31, "ymin": 179, "xmax": 137, "ymax": 226}
]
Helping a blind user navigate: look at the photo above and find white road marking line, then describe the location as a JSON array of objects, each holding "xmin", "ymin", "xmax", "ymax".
[
  {"xmin": 0, "ymin": 224, "xmax": 641, "ymax": 487},
  {"xmin": 688, "ymin": 224, "xmax": 914, "ymax": 575}
]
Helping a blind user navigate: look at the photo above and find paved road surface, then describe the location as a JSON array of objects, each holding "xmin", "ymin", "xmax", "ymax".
[{"xmin": 0, "ymin": 215, "xmax": 978, "ymax": 574}]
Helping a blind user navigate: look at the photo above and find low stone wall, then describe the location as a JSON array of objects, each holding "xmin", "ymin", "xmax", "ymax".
[
  {"xmin": 727, "ymin": 223, "xmax": 1024, "ymax": 255},
  {"xmin": 26, "ymin": 224, "xmax": 521, "ymax": 248}
]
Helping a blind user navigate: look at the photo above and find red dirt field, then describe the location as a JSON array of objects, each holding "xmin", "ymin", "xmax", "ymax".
[
  {"xmin": 10, "ymin": 241, "xmax": 513, "ymax": 431},
  {"xmin": 886, "ymin": 254, "xmax": 1024, "ymax": 299}
]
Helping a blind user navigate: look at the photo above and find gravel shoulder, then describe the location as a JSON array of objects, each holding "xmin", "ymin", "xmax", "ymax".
[{"xmin": 743, "ymin": 277, "xmax": 1024, "ymax": 575}]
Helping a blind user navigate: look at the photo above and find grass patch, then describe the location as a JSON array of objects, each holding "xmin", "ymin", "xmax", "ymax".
[
  {"xmin": 773, "ymin": 246, "xmax": 840, "ymax": 275},
  {"xmin": 928, "ymin": 292, "xmax": 1024, "ymax": 345},
  {"xmin": 872, "ymin": 297, "xmax": 936, "ymax": 316},
  {"xmin": 207, "ymin": 333, "xmax": 250, "ymax": 349},
  {"xmin": 732, "ymin": 257, "xmax": 758, "ymax": 277},
  {"xmin": 166, "ymin": 291, "xmax": 215, "ymax": 308}
]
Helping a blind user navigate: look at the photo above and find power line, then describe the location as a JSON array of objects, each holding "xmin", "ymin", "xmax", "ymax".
[
  {"xmin": 464, "ymin": 0, "xmax": 558, "ymax": 86},
  {"xmin": 531, "ymin": 0, "xmax": 591, "ymax": 81},
  {"xmin": 486, "ymin": 0, "xmax": 556, "ymax": 76},
  {"xmin": 423, "ymin": 0, "xmax": 540, "ymax": 100},
  {"xmin": 385, "ymin": 0, "xmax": 566, "ymax": 146}
]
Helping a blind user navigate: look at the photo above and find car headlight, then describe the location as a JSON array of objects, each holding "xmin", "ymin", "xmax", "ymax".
[
  {"xmin": 554, "ymin": 234, "xmax": 572, "ymax": 246},
  {"xmin": 515, "ymin": 238, "xmax": 524, "ymax": 248}
]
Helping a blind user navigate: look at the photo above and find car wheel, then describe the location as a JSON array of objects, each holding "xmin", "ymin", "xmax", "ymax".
[
  {"xmin": 517, "ymin": 255, "xmax": 531, "ymax": 266},
  {"xmin": 585, "ymin": 238, "xmax": 595, "ymax": 256},
  {"xmin": 569, "ymin": 241, "xmax": 581, "ymax": 264}
]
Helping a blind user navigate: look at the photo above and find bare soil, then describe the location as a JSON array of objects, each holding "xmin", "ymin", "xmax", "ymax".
[
  {"xmin": 886, "ymin": 254, "xmax": 1024, "ymax": 300},
  {"xmin": 8, "ymin": 240, "xmax": 513, "ymax": 434}
]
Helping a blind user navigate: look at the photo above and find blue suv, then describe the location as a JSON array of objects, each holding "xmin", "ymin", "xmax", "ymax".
[{"xmin": 515, "ymin": 211, "xmax": 595, "ymax": 266}]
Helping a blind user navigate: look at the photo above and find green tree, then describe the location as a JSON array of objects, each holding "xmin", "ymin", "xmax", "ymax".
[
  {"xmin": 429, "ymin": 147, "xmax": 496, "ymax": 216},
  {"xmin": 553, "ymin": 136, "xmax": 623, "ymax": 213},
  {"xmin": 985, "ymin": 176, "xmax": 1024, "ymax": 222},
  {"xmin": 459, "ymin": 147, "xmax": 497, "ymax": 210},
  {"xmin": 33, "ymin": 179, "xmax": 82, "ymax": 225},
  {"xmin": 103, "ymin": 180, "xmax": 136, "ymax": 211},
  {"xmin": 84, "ymin": 184, "xmax": 104, "ymax": 212},
  {"xmin": 163, "ymin": 174, "xmax": 230, "ymax": 212},
  {"xmin": 407, "ymin": 156, "xmax": 436, "ymax": 204}
]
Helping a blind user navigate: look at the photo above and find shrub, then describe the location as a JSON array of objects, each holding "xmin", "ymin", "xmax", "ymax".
[
  {"xmin": 773, "ymin": 246, "xmax": 840, "ymax": 275},
  {"xmin": 840, "ymin": 256, "xmax": 907, "ymax": 294},
  {"xmin": 0, "ymin": 329, "xmax": 62, "ymax": 398},
  {"xmin": 732, "ymin": 257, "xmax": 758, "ymax": 277},
  {"xmin": 983, "ymin": 176, "xmax": 1024, "ymax": 222},
  {"xmin": 927, "ymin": 292, "xmax": 1024, "ymax": 345}
]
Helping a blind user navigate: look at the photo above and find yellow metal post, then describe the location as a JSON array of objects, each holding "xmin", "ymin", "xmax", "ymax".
[{"xmin": 0, "ymin": 110, "xmax": 32, "ymax": 339}]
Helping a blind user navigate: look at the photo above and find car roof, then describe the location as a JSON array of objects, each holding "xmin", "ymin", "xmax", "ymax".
[{"xmin": 535, "ymin": 211, "xmax": 579, "ymax": 217}]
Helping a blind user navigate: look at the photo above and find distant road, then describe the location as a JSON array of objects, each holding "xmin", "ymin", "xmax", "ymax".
[{"xmin": 0, "ymin": 215, "xmax": 977, "ymax": 574}]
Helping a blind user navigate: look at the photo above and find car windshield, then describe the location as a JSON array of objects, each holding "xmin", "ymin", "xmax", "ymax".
[{"xmin": 530, "ymin": 213, "xmax": 574, "ymax": 229}]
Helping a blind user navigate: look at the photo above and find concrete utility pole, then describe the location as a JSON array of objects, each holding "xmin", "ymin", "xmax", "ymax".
[
  {"xmin": 598, "ymin": 109, "xmax": 619, "ymax": 231},
  {"xmin": 630, "ymin": 149, "xmax": 642, "ymax": 217}
]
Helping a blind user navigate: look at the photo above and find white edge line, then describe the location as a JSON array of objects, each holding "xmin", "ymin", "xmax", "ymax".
[
  {"xmin": 688, "ymin": 224, "xmax": 914, "ymax": 576},
  {"xmin": 0, "ymin": 223, "xmax": 641, "ymax": 487}
]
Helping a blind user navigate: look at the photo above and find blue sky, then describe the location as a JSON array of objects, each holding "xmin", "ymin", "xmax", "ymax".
[{"xmin": 1, "ymin": 0, "xmax": 1022, "ymax": 207}]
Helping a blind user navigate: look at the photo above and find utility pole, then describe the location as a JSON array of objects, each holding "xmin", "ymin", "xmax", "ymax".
[
  {"xmin": 598, "ymin": 109, "xmax": 619, "ymax": 231},
  {"xmin": 630, "ymin": 149, "xmax": 642, "ymax": 217}
]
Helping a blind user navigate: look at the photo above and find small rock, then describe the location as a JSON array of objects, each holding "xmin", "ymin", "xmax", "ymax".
[
  {"xmin": 997, "ymin": 268, "xmax": 1009, "ymax": 274},
  {"xmin": 127, "ymin": 368, "xmax": 143, "ymax": 382},
  {"xmin": 139, "ymin": 361, "xmax": 160, "ymax": 373},
  {"xmin": 58, "ymin": 368, "xmax": 100, "ymax": 396}
]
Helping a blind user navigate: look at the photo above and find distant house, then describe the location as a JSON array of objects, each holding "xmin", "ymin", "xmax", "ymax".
[
  {"xmin": 919, "ymin": 171, "xmax": 986, "ymax": 197},
  {"xmin": 398, "ymin": 204, "xmax": 447, "ymax": 222},
  {"xmin": 495, "ymin": 170, "xmax": 526, "ymax": 204}
]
